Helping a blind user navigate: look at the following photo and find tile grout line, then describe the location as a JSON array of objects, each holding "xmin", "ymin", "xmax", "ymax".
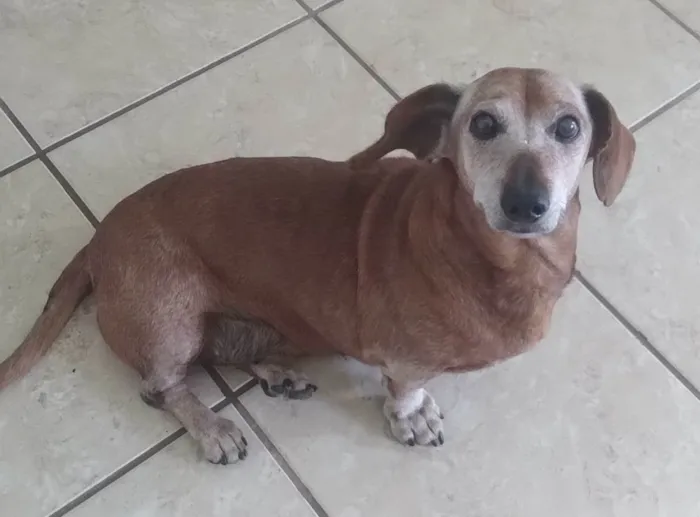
[
  {"xmin": 40, "ymin": 14, "xmax": 311, "ymax": 156},
  {"xmin": 295, "ymin": 0, "xmax": 401, "ymax": 100},
  {"xmin": 47, "ymin": 399, "xmax": 226, "ymax": 517},
  {"xmin": 0, "ymin": 3, "xmax": 349, "ymax": 181},
  {"xmin": 40, "ymin": 156, "xmax": 100, "ymax": 228},
  {"xmin": 0, "ymin": 153, "xmax": 39, "ymax": 179},
  {"xmin": 645, "ymin": 0, "xmax": 700, "ymax": 43},
  {"xmin": 0, "ymin": 96, "xmax": 100, "ymax": 228},
  {"xmin": 572, "ymin": 78, "xmax": 700, "ymax": 403},
  {"xmin": 47, "ymin": 378, "xmax": 259, "ymax": 517},
  {"xmin": 630, "ymin": 79, "xmax": 700, "ymax": 132},
  {"xmin": 206, "ymin": 366, "xmax": 331, "ymax": 517},
  {"xmin": 2, "ymin": 13, "xmax": 324, "ymax": 211},
  {"xmin": 313, "ymin": 0, "xmax": 347, "ymax": 15},
  {"xmin": 574, "ymin": 272, "xmax": 700, "ymax": 402},
  {"xmin": 230, "ymin": 399, "xmax": 331, "ymax": 517}
]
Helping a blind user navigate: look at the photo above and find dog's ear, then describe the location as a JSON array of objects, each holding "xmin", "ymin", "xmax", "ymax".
[
  {"xmin": 583, "ymin": 88, "xmax": 636, "ymax": 206},
  {"xmin": 348, "ymin": 83, "xmax": 462, "ymax": 168}
]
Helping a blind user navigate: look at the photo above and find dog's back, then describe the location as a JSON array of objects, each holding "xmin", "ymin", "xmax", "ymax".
[{"xmin": 90, "ymin": 156, "xmax": 426, "ymax": 358}]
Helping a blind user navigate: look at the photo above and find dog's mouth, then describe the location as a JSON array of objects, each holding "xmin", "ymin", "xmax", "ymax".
[
  {"xmin": 505, "ymin": 227, "xmax": 549, "ymax": 238},
  {"xmin": 502, "ymin": 225, "xmax": 548, "ymax": 238},
  {"xmin": 491, "ymin": 217, "xmax": 557, "ymax": 238}
]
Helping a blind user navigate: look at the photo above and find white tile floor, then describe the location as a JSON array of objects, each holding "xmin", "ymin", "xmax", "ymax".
[{"xmin": 1, "ymin": 1, "xmax": 700, "ymax": 516}]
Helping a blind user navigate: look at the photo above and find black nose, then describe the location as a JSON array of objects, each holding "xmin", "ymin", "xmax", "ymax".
[
  {"xmin": 500, "ymin": 184, "xmax": 550, "ymax": 223},
  {"xmin": 500, "ymin": 154, "xmax": 550, "ymax": 224}
]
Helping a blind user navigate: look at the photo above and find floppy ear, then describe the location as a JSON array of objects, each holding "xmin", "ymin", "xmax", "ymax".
[
  {"xmin": 348, "ymin": 83, "xmax": 462, "ymax": 168},
  {"xmin": 583, "ymin": 88, "xmax": 636, "ymax": 206}
]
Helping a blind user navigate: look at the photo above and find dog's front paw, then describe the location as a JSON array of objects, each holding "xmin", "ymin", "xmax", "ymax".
[
  {"xmin": 383, "ymin": 388, "xmax": 444, "ymax": 447},
  {"xmin": 198, "ymin": 416, "xmax": 248, "ymax": 465}
]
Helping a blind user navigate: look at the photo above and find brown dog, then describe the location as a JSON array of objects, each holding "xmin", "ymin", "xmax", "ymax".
[{"xmin": 0, "ymin": 67, "xmax": 635, "ymax": 464}]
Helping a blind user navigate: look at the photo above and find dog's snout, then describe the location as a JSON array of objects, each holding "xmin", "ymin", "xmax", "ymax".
[
  {"xmin": 500, "ymin": 183, "xmax": 550, "ymax": 224},
  {"xmin": 500, "ymin": 154, "xmax": 550, "ymax": 224}
]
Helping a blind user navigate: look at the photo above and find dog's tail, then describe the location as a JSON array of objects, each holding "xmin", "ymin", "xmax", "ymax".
[{"xmin": 0, "ymin": 245, "xmax": 92, "ymax": 390}]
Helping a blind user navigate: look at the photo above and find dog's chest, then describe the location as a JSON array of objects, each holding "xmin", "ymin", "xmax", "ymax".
[
  {"xmin": 360, "ymin": 262, "xmax": 567, "ymax": 373},
  {"xmin": 431, "ymin": 288, "xmax": 556, "ymax": 370}
]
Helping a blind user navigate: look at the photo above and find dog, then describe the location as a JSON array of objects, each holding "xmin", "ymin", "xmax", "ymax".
[{"xmin": 0, "ymin": 67, "xmax": 635, "ymax": 465}]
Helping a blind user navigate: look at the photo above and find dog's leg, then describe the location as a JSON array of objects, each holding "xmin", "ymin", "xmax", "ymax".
[
  {"xmin": 95, "ymin": 292, "xmax": 249, "ymax": 464},
  {"xmin": 382, "ymin": 372, "xmax": 444, "ymax": 447},
  {"xmin": 250, "ymin": 363, "xmax": 317, "ymax": 400},
  {"xmin": 142, "ymin": 374, "xmax": 248, "ymax": 465},
  {"xmin": 201, "ymin": 312, "xmax": 318, "ymax": 400}
]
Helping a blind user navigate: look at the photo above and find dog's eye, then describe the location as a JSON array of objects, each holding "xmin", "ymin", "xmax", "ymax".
[
  {"xmin": 469, "ymin": 112, "xmax": 501, "ymax": 141},
  {"xmin": 554, "ymin": 115, "xmax": 580, "ymax": 142}
]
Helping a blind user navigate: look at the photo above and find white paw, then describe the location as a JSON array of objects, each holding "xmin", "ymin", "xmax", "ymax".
[{"xmin": 383, "ymin": 389, "xmax": 444, "ymax": 446}]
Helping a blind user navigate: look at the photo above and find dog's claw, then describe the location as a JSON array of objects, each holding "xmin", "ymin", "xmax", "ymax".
[
  {"xmin": 288, "ymin": 385, "xmax": 316, "ymax": 400},
  {"xmin": 201, "ymin": 416, "xmax": 248, "ymax": 465},
  {"xmin": 260, "ymin": 380, "xmax": 277, "ymax": 398},
  {"xmin": 256, "ymin": 369, "xmax": 317, "ymax": 401},
  {"xmin": 271, "ymin": 384, "xmax": 286, "ymax": 395}
]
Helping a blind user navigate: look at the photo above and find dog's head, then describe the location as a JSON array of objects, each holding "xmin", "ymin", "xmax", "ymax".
[{"xmin": 351, "ymin": 67, "xmax": 636, "ymax": 237}]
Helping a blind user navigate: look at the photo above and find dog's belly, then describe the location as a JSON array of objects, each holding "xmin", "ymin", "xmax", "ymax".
[
  {"xmin": 199, "ymin": 312, "xmax": 285, "ymax": 365},
  {"xmin": 91, "ymin": 156, "xmax": 379, "ymax": 360},
  {"xmin": 198, "ymin": 311, "xmax": 334, "ymax": 365}
]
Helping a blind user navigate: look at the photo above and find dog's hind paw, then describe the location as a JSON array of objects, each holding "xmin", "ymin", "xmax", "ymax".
[
  {"xmin": 251, "ymin": 364, "xmax": 318, "ymax": 400},
  {"xmin": 383, "ymin": 388, "xmax": 444, "ymax": 447}
]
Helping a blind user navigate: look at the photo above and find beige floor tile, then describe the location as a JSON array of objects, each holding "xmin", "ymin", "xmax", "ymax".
[
  {"xmin": 65, "ymin": 406, "xmax": 316, "ymax": 517},
  {"xmin": 216, "ymin": 367, "xmax": 253, "ymax": 392},
  {"xmin": 0, "ymin": 0, "xmax": 305, "ymax": 146},
  {"xmin": 303, "ymin": 0, "xmax": 336, "ymax": 10},
  {"xmin": 239, "ymin": 282, "xmax": 700, "ymax": 516},
  {"xmin": 0, "ymin": 112, "xmax": 32, "ymax": 171},
  {"xmin": 49, "ymin": 20, "xmax": 394, "ymax": 219},
  {"xmin": 659, "ymin": 0, "xmax": 700, "ymax": 35},
  {"xmin": 322, "ymin": 0, "xmax": 700, "ymax": 125},
  {"xmin": 578, "ymin": 91, "xmax": 700, "ymax": 388},
  {"xmin": 1, "ymin": 163, "xmax": 93, "ymax": 351},
  {"xmin": 0, "ymin": 163, "xmax": 224, "ymax": 517}
]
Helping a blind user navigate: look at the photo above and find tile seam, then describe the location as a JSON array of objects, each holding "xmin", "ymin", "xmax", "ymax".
[
  {"xmin": 205, "ymin": 366, "xmax": 331, "ymax": 517},
  {"xmin": 574, "ymin": 272, "xmax": 700, "ymax": 402},
  {"xmin": 645, "ymin": 0, "xmax": 700, "ymax": 43},
  {"xmin": 45, "ymin": 398, "xmax": 229, "ymax": 517},
  {"xmin": 45, "ymin": 378, "xmax": 258, "ymax": 517},
  {"xmin": 40, "ymin": 14, "xmax": 312, "ymax": 156}
]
